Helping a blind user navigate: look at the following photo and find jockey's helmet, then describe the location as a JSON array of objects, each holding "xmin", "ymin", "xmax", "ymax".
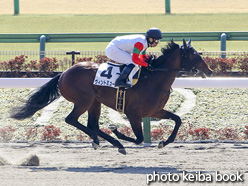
[{"xmin": 146, "ymin": 27, "xmax": 162, "ymax": 46}]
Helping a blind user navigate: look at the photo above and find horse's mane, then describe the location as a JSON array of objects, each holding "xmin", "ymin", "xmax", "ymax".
[
  {"xmin": 161, "ymin": 40, "xmax": 179, "ymax": 58},
  {"xmin": 148, "ymin": 40, "xmax": 179, "ymax": 69}
]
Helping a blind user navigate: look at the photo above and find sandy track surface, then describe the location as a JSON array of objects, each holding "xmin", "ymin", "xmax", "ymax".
[
  {"xmin": 1, "ymin": 0, "xmax": 248, "ymax": 14},
  {"xmin": 0, "ymin": 141, "xmax": 248, "ymax": 186}
]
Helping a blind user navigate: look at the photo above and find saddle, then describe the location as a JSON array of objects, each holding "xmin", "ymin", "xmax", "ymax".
[
  {"xmin": 93, "ymin": 62, "xmax": 141, "ymax": 88},
  {"xmin": 93, "ymin": 62, "xmax": 141, "ymax": 112}
]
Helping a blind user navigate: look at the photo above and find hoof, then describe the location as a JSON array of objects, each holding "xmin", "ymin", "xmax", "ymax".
[
  {"xmin": 118, "ymin": 148, "xmax": 126, "ymax": 155},
  {"xmin": 92, "ymin": 141, "xmax": 99, "ymax": 150},
  {"xmin": 158, "ymin": 141, "xmax": 164, "ymax": 149},
  {"xmin": 108, "ymin": 124, "xmax": 117, "ymax": 131}
]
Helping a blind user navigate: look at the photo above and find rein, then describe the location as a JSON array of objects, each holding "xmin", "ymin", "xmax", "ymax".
[
  {"xmin": 152, "ymin": 68, "xmax": 180, "ymax": 72},
  {"xmin": 148, "ymin": 46, "xmax": 206, "ymax": 78},
  {"xmin": 151, "ymin": 47, "xmax": 197, "ymax": 73}
]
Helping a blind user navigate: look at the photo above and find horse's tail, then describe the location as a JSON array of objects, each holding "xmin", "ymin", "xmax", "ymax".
[{"xmin": 10, "ymin": 74, "xmax": 61, "ymax": 120}]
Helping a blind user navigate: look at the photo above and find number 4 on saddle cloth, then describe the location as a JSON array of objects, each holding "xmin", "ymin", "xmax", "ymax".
[
  {"xmin": 93, "ymin": 62, "xmax": 141, "ymax": 88},
  {"xmin": 93, "ymin": 62, "xmax": 141, "ymax": 112}
]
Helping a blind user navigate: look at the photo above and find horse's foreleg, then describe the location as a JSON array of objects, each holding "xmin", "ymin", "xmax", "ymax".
[
  {"xmin": 151, "ymin": 109, "xmax": 181, "ymax": 148},
  {"xmin": 129, "ymin": 116, "xmax": 144, "ymax": 144},
  {"xmin": 109, "ymin": 116, "xmax": 144, "ymax": 145},
  {"xmin": 109, "ymin": 125, "xmax": 136, "ymax": 143}
]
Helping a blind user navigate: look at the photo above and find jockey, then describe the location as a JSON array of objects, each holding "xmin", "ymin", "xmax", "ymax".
[{"xmin": 105, "ymin": 27, "xmax": 162, "ymax": 88}]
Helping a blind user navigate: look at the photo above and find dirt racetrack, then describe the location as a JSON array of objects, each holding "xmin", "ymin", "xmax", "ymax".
[
  {"xmin": 1, "ymin": 0, "xmax": 248, "ymax": 14},
  {"xmin": 0, "ymin": 141, "xmax": 248, "ymax": 186},
  {"xmin": 1, "ymin": 1, "xmax": 248, "ymax": 186}
]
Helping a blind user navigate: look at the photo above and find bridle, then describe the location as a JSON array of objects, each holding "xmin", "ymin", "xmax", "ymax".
[
  {"xmin": 179, "ymin": 46, "xmax": 203, "ymax": 74},
  {"xmin": 151, "ymin": 46, "xmax": 202, "ymax": 73},
  {"xmin": 143, "ymin": 40, "xmax": 208, "ymax": 93},
  {"xmin": 144, "ymin": 43, "xmax": 206, "ymax": 93}
]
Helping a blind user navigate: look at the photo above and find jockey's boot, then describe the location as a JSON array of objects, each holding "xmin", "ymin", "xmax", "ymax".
[{"xmin": 115, "ymin": 64, "xmax": 135, "ymax": 88}]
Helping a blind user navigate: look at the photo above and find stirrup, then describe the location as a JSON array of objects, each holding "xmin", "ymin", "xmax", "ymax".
[
  {"xmin": 116, "ymin": 84, "xmax": 131, "ymax": 88},
  {"xmin": 115, "ymin": 80, "xmax": 131, "ymax": 88}
]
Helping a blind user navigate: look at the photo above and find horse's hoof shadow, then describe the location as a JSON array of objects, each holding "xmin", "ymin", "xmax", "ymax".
[
  {"xmin": 108, "ymin": 124, "xmax": 117, "ymax": 131},
  {"xmin": 118, "ymin": 148, "xmax": 126, "ymax": 155}
]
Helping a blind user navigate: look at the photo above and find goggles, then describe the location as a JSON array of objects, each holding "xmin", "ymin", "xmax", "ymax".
[{"xmin": 153, "ymin": 39, "xmax": 160, "ymax": 44}]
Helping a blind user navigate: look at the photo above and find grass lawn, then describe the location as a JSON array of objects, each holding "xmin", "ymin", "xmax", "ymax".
[
  {"xmin": 1, "ymin": 41, "xmax": 247, "ymax": 53},
  {"xmin": 0, "ymin": 13, "xmax": 248, "ymax": 51},
  {"xmin": 1, "ymin": 14, "xmax": 248, "ymax": 33}
]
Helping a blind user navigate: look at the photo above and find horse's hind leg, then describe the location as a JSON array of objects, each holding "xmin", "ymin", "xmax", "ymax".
[
  {"xmin": 65, "ymin": 104, "xmax": 99, "ymax": 147},
  {"xmin": 87, "ymin": 100, "xmax": 126, "ymax": 154}
]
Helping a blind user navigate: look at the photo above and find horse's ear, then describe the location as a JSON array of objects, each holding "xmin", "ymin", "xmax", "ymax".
[
  {"xmin": 183, "ymin": 39, "xmax": 187, "ymax": 49},
  {"xmin": 188, "ymin": 38, "xmax": 192, "ymax": 46}
]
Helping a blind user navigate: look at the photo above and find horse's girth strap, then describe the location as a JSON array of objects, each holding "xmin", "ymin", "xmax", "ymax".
[{"xmin": 116, "ymin": 87, "xmax": 126, "ymax": 113}]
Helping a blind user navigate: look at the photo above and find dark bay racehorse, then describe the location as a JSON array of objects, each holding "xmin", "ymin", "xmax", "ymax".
[{"xmin": 11, "ymin": 40, "xmax": 212, "ymax": 155}]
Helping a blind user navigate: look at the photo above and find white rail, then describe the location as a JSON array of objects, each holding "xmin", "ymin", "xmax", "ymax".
[
  {"xmin": 0, "ymin": 78, "xmax": 247, "ymax": 88},
  {"xmin": 172, "ymin": 78, "xmax": 248, "ymax": 88},
  {"xmin": 0, "ymin": 78, "xmax": 51, "ymax": 88}
]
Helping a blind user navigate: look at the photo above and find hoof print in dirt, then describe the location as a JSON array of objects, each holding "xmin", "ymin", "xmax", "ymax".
[{"xmin": 20, "ymin": 154, "xmax": 40, "ymax": 166}]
